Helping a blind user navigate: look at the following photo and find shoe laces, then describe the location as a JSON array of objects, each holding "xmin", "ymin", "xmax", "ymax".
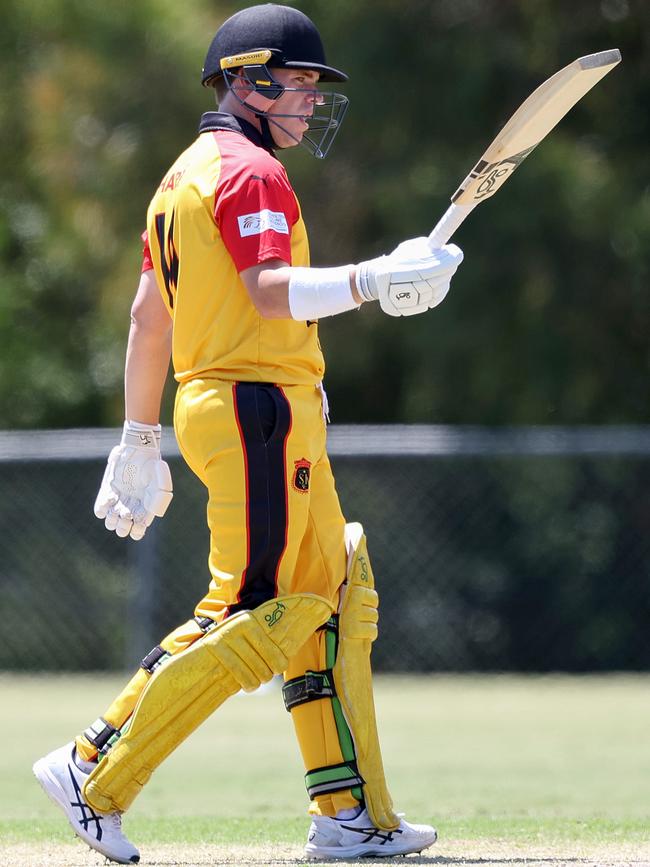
[{"xmin": 104, "ymin": 812, "xmax": 124, "ymax": 834}]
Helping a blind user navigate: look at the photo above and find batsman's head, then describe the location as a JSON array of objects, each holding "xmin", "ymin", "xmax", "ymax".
[{"xmin": 201, "ymin": 4, "xmax": 349, "ymax": 158}]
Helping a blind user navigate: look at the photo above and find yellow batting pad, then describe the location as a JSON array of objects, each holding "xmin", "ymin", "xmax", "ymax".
[
  {"xmin": 84, "ymin": 593, "xmax": 332, "ymax": 813},
  {"xmin": 333, "ymin": 523, "xmax": 399, "ymax": 830}
]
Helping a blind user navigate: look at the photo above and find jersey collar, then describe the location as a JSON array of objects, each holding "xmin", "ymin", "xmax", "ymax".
[{"xmin": 199, "ymin": 111, "xmax": 275, "ymax": 154}]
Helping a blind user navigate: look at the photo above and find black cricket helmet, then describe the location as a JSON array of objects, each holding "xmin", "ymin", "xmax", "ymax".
[{"xmin": 201, "ymin": 4, "xmax": 349, "ymax": 158}]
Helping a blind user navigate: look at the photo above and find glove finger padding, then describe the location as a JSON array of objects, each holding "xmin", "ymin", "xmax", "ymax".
[
  {"xmin": 104, "ymin": 509, "xmax": 121, "ymax": 532},
  {"xmin": 428, "ymin": 277, "xmax": 452, "ymax": 310},
  {"xmin": 94, "ymin": 423, "xmax": 173, "ymax": 541},
  {"xmin": 94, "ymin": 446, "xmax": 121, "ymax": 519},
  {"xmin": 357, "ymin": 241, "xmax": 463, "ymax": 317},
  {"xmin": 129, "ymin": 520, "xmax": 147, "ymax": 542},
  {"xmin": 392, "ymin": 243, "xmax": 463, "ymax": 280},
  {"xmin": 115, "ymin": 514, "xmax": 134, "ymax": 539},
  {"xmin": 382, "ymin": 243, "xmax": 462, "ymax": 316},
  {"xmin": 95, "ymin": 493, "xmax": 117, "ymax": 520}
]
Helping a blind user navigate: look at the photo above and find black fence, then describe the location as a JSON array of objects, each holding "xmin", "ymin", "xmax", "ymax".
[{"xmin": 1, "ymin": 426, "xmax": 648, "ymax": 673}]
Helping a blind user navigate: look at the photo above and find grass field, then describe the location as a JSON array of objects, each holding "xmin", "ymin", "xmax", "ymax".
[{"xmin": 1, "ymin": 673, "xmax": 648, "ymax": 866}]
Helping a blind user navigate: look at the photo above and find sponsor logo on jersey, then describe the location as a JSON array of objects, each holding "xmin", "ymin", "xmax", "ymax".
[{"xmin": 237, "ymin": 209, "xmax": 289, "ymax": 237}]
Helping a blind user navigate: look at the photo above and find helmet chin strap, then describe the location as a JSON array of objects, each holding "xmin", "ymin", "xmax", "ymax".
[
  {"xmin": 258, "ymin": 115, "xmax": 279, "ymax": 151},
  {"xmin": 264, "ymin": 115, "xmax": 303, "ymax": 150},
  {"xmin": 239, "ymin": 92, "xmax": 302, "ymax": 153}
]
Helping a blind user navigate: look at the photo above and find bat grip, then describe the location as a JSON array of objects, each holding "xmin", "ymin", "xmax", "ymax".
[{"xmin": 428, "ymin": 202, "xmax": 476, "ymax": 248}]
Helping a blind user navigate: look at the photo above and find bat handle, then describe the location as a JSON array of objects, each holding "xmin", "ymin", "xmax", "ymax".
[{"xmin": 428, "ymin": 202, "xmax": 476, "ymax": 249}]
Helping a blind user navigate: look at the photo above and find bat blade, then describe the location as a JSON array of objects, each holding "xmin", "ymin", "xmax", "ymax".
[
  {"xmin": 428, "ymin": 49, "xmax": 621, "ymax": 247},
  {"xmin": 453, "ymin": 49, "xmax": 621, "ymax": 204}
]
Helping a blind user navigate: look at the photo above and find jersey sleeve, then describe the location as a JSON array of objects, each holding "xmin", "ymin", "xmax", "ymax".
[
  {"xmin": 215, "ymin": 161, "xmax": 299, "ymax": 272},
  {"xmin": 141, "ymin": 230, "xmax": 154, "ymax": 272}
]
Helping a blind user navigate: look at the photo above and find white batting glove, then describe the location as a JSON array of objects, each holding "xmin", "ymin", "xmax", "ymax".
[
  {"xmin": 355, "ymin": 237, "xmax": 464, "ymax": 317},
  {"xmin": 94, "ymin": 421, "xmax": 173, "ymax": 541}
]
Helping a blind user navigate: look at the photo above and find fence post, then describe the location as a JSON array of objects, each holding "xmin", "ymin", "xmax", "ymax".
[{"xmin": 126, "ymin": 525, "xmax": 159, "ymax": 669}]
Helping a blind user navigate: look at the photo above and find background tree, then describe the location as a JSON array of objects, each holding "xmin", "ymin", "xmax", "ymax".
[{"xmin": 1, "ymin": 0, "xmax": 647, "ymax": 428}]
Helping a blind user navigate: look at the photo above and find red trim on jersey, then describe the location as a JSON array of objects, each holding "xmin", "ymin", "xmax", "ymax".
[
  {"xmin": 213, "ymin": 130, "xmax": 299, "ymax": 272},
  {"xmin": 141, "ymin": 229, "xmax": 154, "ymax": 273}
]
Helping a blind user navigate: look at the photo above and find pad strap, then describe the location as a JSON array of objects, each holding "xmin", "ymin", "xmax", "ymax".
[
  {"xmin": 318, "ymin": 614, "xmax": 338, "ymax": 634},
  {"xmin": 306, "ymin": 761, "xmax": 365, "ymax": 799},
  {"xmin": 83, "ymin": 717, "xmax": 119, "ymax": 754},
  {"xmin": 140, "ymin": 644, "xmax": 171, "ymax": 674},
  {"xmin": 282, "ymin": 669, "xmax": 336, "ymax": 711},
  {"xmin": 194, "ymin": 615, "xmax": 216, "ymax": 633}
]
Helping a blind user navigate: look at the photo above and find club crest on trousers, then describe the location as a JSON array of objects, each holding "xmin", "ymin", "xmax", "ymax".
[{"xmin": 293, "ymin": 457, "xmax": 311, "ymax": 492}]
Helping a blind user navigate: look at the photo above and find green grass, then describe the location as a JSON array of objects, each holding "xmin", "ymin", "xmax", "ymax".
[{"xmin": 1, "ymin": 673, "xmax": 649, "ymax": 847}]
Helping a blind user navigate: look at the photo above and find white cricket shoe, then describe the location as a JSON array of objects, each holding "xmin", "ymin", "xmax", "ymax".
[
  {"xmin": 304, "ymin": 807, "xmax": 437, "ymax": 859},
  {"xmin": 33, "ymin": 742, "xmax": 140, "ymax": 864}
]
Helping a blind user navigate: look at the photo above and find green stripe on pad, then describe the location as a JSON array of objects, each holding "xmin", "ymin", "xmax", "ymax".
[{"xmin": 326, "ymin": 620, "xmax": 363, "ymax": 801}]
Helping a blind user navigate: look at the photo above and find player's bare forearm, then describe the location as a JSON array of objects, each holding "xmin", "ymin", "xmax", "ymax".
[
  {"xmin": 125, "ymin": 323, "xmax": 171, "ymax": 424},
  {"xmin": 125, "ymin": 270, "xmax": 173, "ymax": 425}
]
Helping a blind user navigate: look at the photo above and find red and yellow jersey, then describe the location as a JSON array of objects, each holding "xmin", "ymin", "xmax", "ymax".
[{"xmin": 143, "ymin": 112, "xmax": 324, "ymax": 386}]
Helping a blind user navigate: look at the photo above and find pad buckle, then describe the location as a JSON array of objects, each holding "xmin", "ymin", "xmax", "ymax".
[
  {"xmin": 304, "ymin": 672, "xmax": 324, "ymax": 697},
  {"xmin": 282, "ymin": 669, "xmax": 335, "ymax": 711}
]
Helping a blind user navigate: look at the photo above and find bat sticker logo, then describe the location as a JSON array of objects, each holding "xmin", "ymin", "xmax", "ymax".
[
  {"xmin": 475, "ymin": 165, "xmax": 511, "ymax": 197},
  {"xmin": 463, "ymin": 146, "xmax": 537, "ymax": 201}
]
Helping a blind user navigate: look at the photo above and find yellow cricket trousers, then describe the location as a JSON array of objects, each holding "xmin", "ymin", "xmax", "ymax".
[{"xmin": 76, "ymin": 378, "xmax": 359, "ymax": 815}]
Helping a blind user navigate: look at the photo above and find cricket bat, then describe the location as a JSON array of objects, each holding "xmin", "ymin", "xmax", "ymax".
[{"xmin": 428, "ymin": 49, "xmax": 621, "ymax": 249}]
